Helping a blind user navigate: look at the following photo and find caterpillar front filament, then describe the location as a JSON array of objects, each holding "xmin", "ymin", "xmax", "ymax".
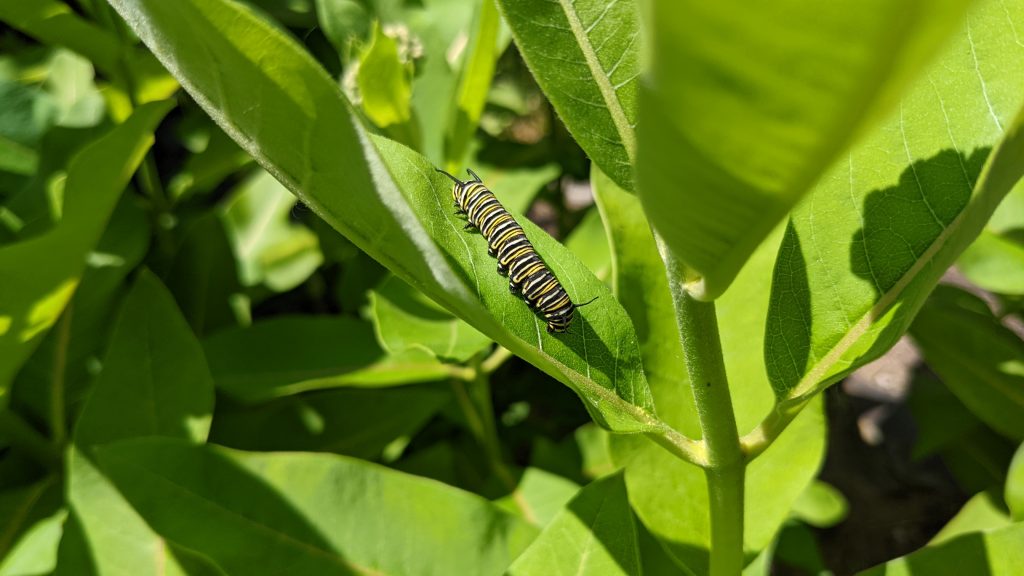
[{"xmin": 438, "ymin": 168, "xmax": 596, "ymax": 333}]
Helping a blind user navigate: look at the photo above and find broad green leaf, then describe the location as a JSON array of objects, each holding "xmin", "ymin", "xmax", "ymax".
[
  {"xmin": 222, "ymin": 170, "xmax": 323, "ymax": 292},
  {"xmin": 507, "ymin": 473, "xmax": 640, "ymax": 576},
  {"xmin": 358, "ymin": 22, "xmax": 416, "ymax": 144},
  {"xmin": 12, "ymin": 196, "xmax": 150, "ymax": 430},
  {"xmin": 0, "ymin": 100, "xmax": 171, "ymax": 406},
  {"xmin": 165, "ymin": 213, "xmax": 243, "ymax": 337},
  {"xmin": 930, "ymin": 490, "xmax": 1012, "ymax": 545},
  {"xmin": 910, "ymin": 285, "xmax": 1024, "ymax": 441},
  {"xmin": 203, "ymin": 316, "xmax": 454, "ymax": 403},
  {"xmin": 1007, "ymin": 441, "xmax": 1024, "ymax": 520},
  {"xmin": 763, "ymin": 1, "xmax": 1024, "ymax": 406},
  {"xmin": 56, "ymin": 447, "xmax": 220, "ymax": 576},
  {"xmin": 859, "ymin": 522, "xmax": 1024, "ymax": 575},
  {"xmin": 445, "ymin": 0, "xmax": 500, "ymax": 168},
  {"xmin": 597, "ymin": 173, "xmax": 825, "ymax": 568},
  {"xmin": 111, "ymin": 0, "xmax": 659, "ymax": 435},
  {"xmin": 639, "ymin": 0, "xmax": 973, "ymax": 300},
  {"xmin": 495, "ymin": 0, "xmax": 638, "ymax": 192},
  {"xmin": 495, "ymin": 467, "xmax": 580, "ymax": 528},
  {"xmin": 370, "ymin": 275, "xmax": 492, "ymax": 362},
  {"xmin": 95, "ymin": 438, "xmax": 538, "ymax": 575},
  {"xmin": 73, "ymin": 270, "xmax": 215, "ymax": 448},
  {"xmin": 790, "ymin": 480, "xmax": 849, "ymax": 529},
  {"xmin": 209, "ymin": 385, "xmax": 450, "ymax": 458}
]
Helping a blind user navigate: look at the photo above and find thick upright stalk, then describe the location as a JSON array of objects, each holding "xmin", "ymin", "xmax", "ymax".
[{"xmin": 663, "ymin": 246, "xmax": 745, "ymax": 576}]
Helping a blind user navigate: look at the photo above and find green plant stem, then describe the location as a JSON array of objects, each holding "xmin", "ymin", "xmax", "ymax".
[
  {"xmin": 49, "ymin": 307, "xmax": 72, "ymax": 449},
  {"xmin": 663, "ymin": 245, "xmax": 745, "ymax": 576},
  {"xmin": 740, "ymin": 395, "xmax": 810, "ymax": 460},
  {"xmin": 451, "ymin": 357, "xmax": 517, "ymax": 490}
]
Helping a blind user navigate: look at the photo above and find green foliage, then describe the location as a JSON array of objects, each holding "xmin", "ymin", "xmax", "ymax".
[{"xmin": 1, "ymin": 0, "xmax": 1023, "ymax": 574}]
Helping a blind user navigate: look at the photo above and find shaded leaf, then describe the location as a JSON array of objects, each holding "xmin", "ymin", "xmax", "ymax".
[
  {"xmin": 73, "ymin": 270, "xmax": 215, "ymax": 448},
  {"xmin": 911, "ymin": 285, "xmax": 1024, "ymax": 441},
  {"xmin": 640, "ymin": 0, "xmax": 973, "ymax": 299},
  {"xmin": 859, "ymin": 522, "xmax": 1024, "ymax": 575},
  {"xmin": 1007, "ymin": 441, "xmax": 1024, "ymax": 521},
  {"xmin": 0, "ymin": 477, "xmax": 60, "ymax": 569},
  {"xmin": 55, "ymin": 447, "xmax": 220, "ymax": 576},
  {"xmin": 508, "ymin": 473, "xmax": 640, "ymax": 576},
  {"xmin": 370, "ymin": 275, "xmax": 492, "ymax": 362},
  {"xmin": 0, "ymin": 101, "xmax": 171, "ymax": 405},
  {"xmin": 209, "ymin": 385, "xmax": 450, "ymax": 458},
  {"xmin": 958, "ymin": 230, "xmax": 1024, "ymax": 295},
  {"xmin": 95, "ymin": 438, "xmax": 538, "ymax": 576},
  {"xmin": 202, "ymin": 316, "xmax": 453, "ymax": 403},
  {"xmin": 930, "ymin": 490, "xmax": 1012, "ymax": 545},
  {"xmin": 165, "ymin": 213, "xmax": 243, "ymax": 337},
  {"xmin": 222, "ymin": 169, "xmax": 322, "ymax": 292},
  {"xmin": 495, "ymin": 467, "xmax": 580, "ymax": 528}
]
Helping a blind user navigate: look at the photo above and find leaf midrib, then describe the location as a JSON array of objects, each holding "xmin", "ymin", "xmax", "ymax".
[{"xmin": 556, "ymin": 0, "xmax": 636, "ymax": 163}]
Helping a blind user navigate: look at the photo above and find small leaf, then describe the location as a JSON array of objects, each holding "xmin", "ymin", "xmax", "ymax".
[
  {"xmin": 221, "ymin": 169, "xmax": 322, "ymax": 292},
  {"xmin": 358, "ymin": 23, "xmax": 413, "ymax": 128},
  {"xmin": 0, "ymin": 477, "xmax": 60, "ymax": 569},
  {"xmin": 958, "ymin": 230, "xmax": 1024, "ymax": 295},
  {"xmin": 859, "ymin": 522, "xmax": 1024, "ymax": 575},
  {"xmin": 73, "ymin": 270, "xmax": 215, "ymax": 448},
  {"xmin": 95, "ymin": 438, "xmax": 538, "ymax": 575},
  {"xmin": 209, "ymin": 385, "xmax": 450, "ymax": 458},
  {"xmin": 495, "ymin": 468, "xmax": 581, "ymax": 528},
  {"xmin": 370, "ymin": 275, "xmax": 492, "ymax": 362},
  {"xmin": 789, "ymin": 480, "xmax": 848, "ymax": 528},
  {"xmin": 165, "ymin": 213, "xmax": 243, "ymax": 337},
  {"xmin": 911, "ymin": 285, "xmax": 1024, "ymax": 441},
  {"xmin": 445, "ymin": 0, "xmax": 501, "ymax": 167},
  {"xmin": 203, "ymin": 316, "xmax": 453, "ymax": 403},
  {"xmin": 640, "ymin": 0, "xmax": 974, "ymax": 299},
  {"xmin": 507, "ymin": 473, "xmax": 640, "ymax": 576},
  {"xmin": 0, "ymin": 101, "xmax": 171, "ymax": 405},
  {"xmin": 496, "ymin": 0, "xmax": 638, "ymax": 191}
]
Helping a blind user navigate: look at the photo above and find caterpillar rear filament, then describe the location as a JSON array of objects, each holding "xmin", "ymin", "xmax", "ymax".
[{"xmin": 437, "ymin": 168, "xmax": 596, "ymax": 334}]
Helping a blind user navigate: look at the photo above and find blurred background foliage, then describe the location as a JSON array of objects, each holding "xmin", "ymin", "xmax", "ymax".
[{"xmin": 0, "ymin": 0, "xmax": 1022, "ymax": 574}]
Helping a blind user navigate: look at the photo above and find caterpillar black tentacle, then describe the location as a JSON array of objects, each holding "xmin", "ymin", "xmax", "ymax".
[{"xmin": 438, "ymin": 167, "xmax": 596, "ymax": 334}]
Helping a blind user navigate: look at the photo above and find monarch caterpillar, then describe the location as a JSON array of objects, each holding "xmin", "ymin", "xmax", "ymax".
[{"xmin": 437, "ymin": 168, "xmax": 597, "ymax": 334}]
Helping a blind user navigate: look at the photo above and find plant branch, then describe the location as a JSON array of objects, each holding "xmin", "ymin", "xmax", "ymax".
[{"xmin": 662, "ymin": 242, "xmax": 745, "ymax": 576}]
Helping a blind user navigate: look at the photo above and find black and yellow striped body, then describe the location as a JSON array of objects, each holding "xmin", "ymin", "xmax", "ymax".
[{"xmin": 445, "ymin": 170, "xmax": 576, "ymax": 333}]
